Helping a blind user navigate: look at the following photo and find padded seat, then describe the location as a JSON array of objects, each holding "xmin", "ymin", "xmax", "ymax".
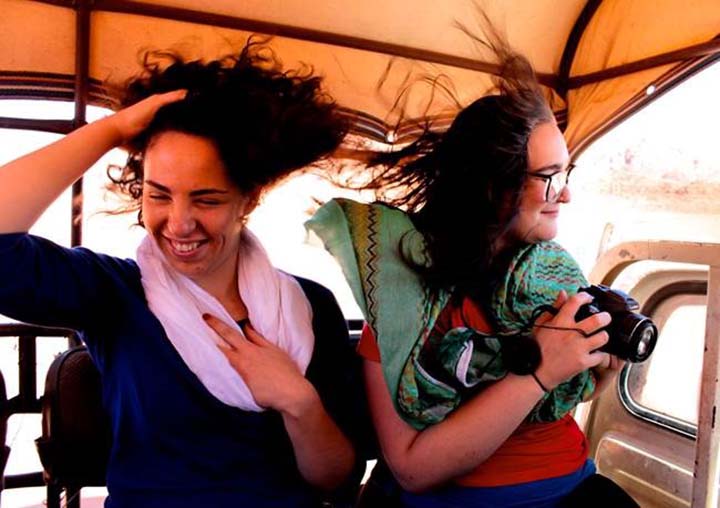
[{"xmin": 35, "ymin": 346, "xmax": 111, "ymax": 507}]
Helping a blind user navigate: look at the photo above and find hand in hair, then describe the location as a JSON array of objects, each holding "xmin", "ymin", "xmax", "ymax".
[
  {"xmin": 0, "ymin": 88, "xmax": 181, "ymax": 233},
  {"xmin": 110, "ymin": 89, "xmax": 187, "ymax": 145}
]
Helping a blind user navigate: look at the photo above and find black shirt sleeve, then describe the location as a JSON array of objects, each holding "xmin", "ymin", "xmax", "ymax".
[
  {"xmin": 0, "ymin": 233, "xmax": 141, "ymax": 331},
  {"xmin": 293, "ymin": 276, "xmax": 379, "ymax": 489}
]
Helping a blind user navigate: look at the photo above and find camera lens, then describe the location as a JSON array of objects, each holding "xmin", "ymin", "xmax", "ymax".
[
  {"xmin": 636, "ymin": 325, "xmax": 655, "ymax": 359},
  {"xmin": 615, "ymin": 314, "xmax": 658, "ymax": 362},
  {"xmin": 573, "ymin": 284, "xmax": 659, "ymax": 363}
]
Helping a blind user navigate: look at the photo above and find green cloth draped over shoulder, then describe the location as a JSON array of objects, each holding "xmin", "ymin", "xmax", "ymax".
[{"xmin": 306, "ymin": 198, "xmax": 595, "ymax": 430}]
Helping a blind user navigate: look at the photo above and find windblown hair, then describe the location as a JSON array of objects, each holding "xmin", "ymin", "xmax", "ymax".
[
  {"xmin": 359, "ymin": 41, "xmax": 554, "ymax": 300},
  {"xmin": 108, "ymin": 38, "xmax": 347, "ymax": 218}
]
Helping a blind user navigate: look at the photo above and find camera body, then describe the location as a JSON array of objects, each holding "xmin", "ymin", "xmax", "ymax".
[{"xmin": 575, "ymin": 284, "xmax": 658, "ymax": 363}]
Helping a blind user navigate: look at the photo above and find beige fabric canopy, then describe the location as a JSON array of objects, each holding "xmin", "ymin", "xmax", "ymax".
[{"xmin": 1, "ymin": 0, "xmax": 719, "ymax": 153}]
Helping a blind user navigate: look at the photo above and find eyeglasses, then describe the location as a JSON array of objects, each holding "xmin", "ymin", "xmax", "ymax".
[{"xmin": 528, "ymin": 163, "xmax": 575, "ymax": 203}]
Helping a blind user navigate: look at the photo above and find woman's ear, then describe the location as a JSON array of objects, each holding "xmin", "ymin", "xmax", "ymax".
[{"xmin": 239, "ymin": 189, "xmax": 261, "ymax": 220}]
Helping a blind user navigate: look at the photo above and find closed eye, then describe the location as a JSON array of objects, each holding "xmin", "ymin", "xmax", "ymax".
[
  {"xmin": 148, "ymin": 194, "xmax": 170, "ymax": 201},
  {"xmin": 196, "ymin": 199, "xmax": 223, "ymax": 206}
]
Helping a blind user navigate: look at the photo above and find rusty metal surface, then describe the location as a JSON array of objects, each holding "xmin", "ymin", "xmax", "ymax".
[{"xmin": 587, "ymin": 241, "xmax": 720, "ymax": 508}]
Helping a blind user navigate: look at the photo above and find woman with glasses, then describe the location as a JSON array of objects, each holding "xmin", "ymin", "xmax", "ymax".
[{"xmin": 307, "ymin": 40, "xmax": 637, "ymax": 507}]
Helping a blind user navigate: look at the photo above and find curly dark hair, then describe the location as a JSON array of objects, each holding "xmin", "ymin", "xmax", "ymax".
[
  {"xmin": 108, "ymin": 38, "xmax": 348, "ymax": 219},
  {"xmin": 355, "ymin": 42, "xmax": 554, "ymax": 302}
]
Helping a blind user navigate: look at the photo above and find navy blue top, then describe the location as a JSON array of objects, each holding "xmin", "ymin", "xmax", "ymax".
[{"xmin": 0, "ymin": 233, "xmax": 365, "ymax": 508}]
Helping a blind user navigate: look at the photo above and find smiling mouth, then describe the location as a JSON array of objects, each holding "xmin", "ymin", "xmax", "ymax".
[
  {"xmin": 165, "ymin": 238, "xmax": 207, "ymax": 256},
  {"xmin": 173, "ymin": 241, "xmax": 200, "ymax": 252}
]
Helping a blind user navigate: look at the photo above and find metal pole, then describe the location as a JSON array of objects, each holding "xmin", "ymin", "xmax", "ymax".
[
  {"xmin": 71, "ymin": 0, "xmax": 91, "ymax": 247},
  {"xmin": 691, "ymin": 265, "xmax": 720, "ymax": 507}
]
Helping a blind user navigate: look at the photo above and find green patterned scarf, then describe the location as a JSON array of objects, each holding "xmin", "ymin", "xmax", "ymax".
[{"xmin": 306, "ymin": 198, "xmax": 594, "ymax": 430}]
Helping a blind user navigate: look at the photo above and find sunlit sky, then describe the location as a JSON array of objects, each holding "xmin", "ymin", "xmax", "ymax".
[{"xmin": 583, "ymin": 61, "xmax": 720, "ymax": 168}]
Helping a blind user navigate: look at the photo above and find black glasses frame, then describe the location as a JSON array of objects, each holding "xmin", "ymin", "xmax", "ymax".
[{"xmin": 528, "ymin": 163, "xmax": 576, "ymax": 203}]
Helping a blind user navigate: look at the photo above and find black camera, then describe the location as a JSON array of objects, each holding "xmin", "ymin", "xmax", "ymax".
[{"xmin": 575, "ymin": 284, "xmax": 658, "ymax": 363}]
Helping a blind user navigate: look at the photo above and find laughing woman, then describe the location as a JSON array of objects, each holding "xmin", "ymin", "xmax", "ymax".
[{"xmin": 0, "ymin": 41, "xmax": 360, "ymax": 508}]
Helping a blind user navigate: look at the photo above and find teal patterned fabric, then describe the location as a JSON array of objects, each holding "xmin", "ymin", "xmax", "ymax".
[
  {"xmin": 491, "ymin": 242, "xmax": 596, "ymax": 423},
  {"xmin": 306, "ymin": 199, "xmax": 594, "ymax": 429},
  {"xmin": 305, "ymin": 198, "xmax": 450, "ymax": 425}
]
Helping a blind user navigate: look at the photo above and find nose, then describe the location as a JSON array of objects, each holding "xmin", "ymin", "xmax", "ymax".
[
  {"xmin": 167, "ymin": 201, "xmax": 196, "ymax": 237},
  {"xmin": 556, "ymin": 184, "xmax": 571, "ymax": 204}
]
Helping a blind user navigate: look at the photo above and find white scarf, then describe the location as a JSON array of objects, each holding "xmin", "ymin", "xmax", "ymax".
[{"xmin": 136, "ymin": 229, "xmax": 314, "ymax": 411}]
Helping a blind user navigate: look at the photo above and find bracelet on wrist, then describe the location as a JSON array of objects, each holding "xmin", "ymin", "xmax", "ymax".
[{"xmin": 531, "ymin": 371, "xmax": 550, "ymax": 393}]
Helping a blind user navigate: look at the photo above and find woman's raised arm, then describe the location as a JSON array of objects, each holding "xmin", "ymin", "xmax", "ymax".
[{"xmin": 0, "ymin": 90, "xmax": 185, "ymax": 233}]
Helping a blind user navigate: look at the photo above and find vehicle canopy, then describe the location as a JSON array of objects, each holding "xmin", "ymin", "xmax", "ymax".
[{"xmin": 1, "ymin": 0, "xmax": 718, "ymax": 155}]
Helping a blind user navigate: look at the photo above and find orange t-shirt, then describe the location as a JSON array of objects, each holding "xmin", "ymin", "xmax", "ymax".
[{"xmin": 357, "ymin": 297, "xmax": 589, "ymax": 487}]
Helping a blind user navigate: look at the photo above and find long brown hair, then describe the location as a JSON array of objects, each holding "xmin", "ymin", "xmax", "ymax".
[
  {"xmin": 108, "ymin": 37, "xmax": 348, "ymax": 223},
  {"xmin": 350, "ymin": 38, "xmax": 554, "ymax": 301}
]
